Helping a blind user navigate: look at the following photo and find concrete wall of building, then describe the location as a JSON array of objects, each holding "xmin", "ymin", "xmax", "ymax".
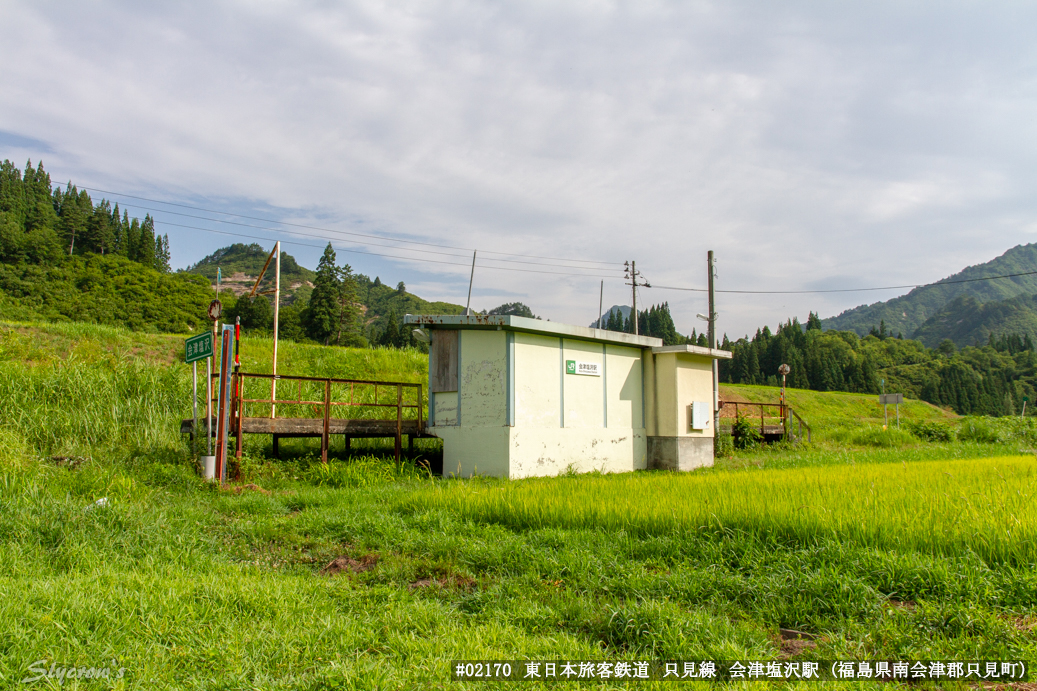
[
  {"xmin": 459, "ymin": 330, "xmax": 507, "ymax": 427},
  {"xmin": 435, "ymin": 426, "xmax": 510, "ymax": 477},
  {"xmin": 514, "ymin": 332, "xmax": 562, "ymax": 428},
  {"xmin": 562, "ymin": 338, "xmax": 604, "ymax": 429},
  {"xmin": 509, "ymin": 428, "xmax": 647, "ymax": 478},
  {"xmin": 605, "ymin": 344, "xmax": 644, "ymax": 430},
  {"xmin": 674, "ymin": 354, "xmax": 716, "ymax": 438}
]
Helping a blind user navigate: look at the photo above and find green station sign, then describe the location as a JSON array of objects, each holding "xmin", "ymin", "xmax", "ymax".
[{"xmin": 185, "ymin": 332, "xmax": 214, "ymax": 364}]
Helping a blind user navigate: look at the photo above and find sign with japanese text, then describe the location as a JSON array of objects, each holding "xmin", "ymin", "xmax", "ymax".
[
  {"xmin": 565, "ymin": 360, "xmax": 601, "ymax": 376},
  {"xmin": 185, "ymin": 332, "xmax": 213, "ymax": 364}
]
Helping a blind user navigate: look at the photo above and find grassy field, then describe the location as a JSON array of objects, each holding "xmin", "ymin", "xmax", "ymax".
[{"xmin": 1, "ymin": 321, "xmax": 1036, "ymax": 689}]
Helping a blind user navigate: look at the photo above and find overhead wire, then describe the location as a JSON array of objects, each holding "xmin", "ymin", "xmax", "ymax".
[
  {"xmin": 112, "ymin": 200, "xmax": 612, "ymax": 271},
  {"xmin": 72, "ymin": 184, "xmax": 621, "ymax": 268},
  {"xmin": 55, "ymin": 183, "xmax": 1036, "ymax": 295},
  {"xmin": 155, "ymin": 219, "xmax": 621, "ymax": 278},
  {"xmin": 647, "ymin": 269, "xmax": 1037, "ymax": 295}
]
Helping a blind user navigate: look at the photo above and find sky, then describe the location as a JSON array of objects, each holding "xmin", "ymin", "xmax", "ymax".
[{"xmin": 2, "ymin": 1, "xmax": 1036, "ymax": 339}]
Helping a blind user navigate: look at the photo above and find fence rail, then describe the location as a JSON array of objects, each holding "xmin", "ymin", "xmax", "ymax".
[
  {"xmin": 718, "ymin": 400, "xmax": 811, "ymax": 443},
  {"xmin": 210, "ymin": 371, "xmax": 423, "ymax": 464}
]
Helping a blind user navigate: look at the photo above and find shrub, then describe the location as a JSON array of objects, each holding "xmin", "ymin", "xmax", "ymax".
[
  {"xmin": 956, "ymin": 418, "xmax": 1001, "ymax": 444},
  {"xmin": 847, "ymin": 426, "xmax": 917, "ymax": 448},
  {"xmin": 732, "ymin": 415, "xmax": 763, "ymax": 450},
  {"xmin": 906, "ymin": 420, "xmax": 953, "ymax": 443}
]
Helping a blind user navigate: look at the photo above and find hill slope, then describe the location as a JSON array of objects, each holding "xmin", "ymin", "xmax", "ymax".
[
  {"xmin": 822, "ymin": 243, "xmax": 1037, "ymax": 339},
  {"xmin": 186, "ymin": 243, "xmax": 316, "ymax": 304},
  {"xmin": 911, "ymin": 293, "xmax": 1037, "ymax": 347},
  {"xmin": 0, "ymin": 254, "xmax": 214, "ymax": 332}
]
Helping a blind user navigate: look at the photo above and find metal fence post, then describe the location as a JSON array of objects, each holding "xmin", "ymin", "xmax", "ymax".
[{"xmin": 322, "ymin": 379, "xmax": 331, "ymax": 464}]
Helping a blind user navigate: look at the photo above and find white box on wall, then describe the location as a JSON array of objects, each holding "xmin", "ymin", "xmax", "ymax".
[{"xmin": 688, "ymin": 401, "xmax": 711, "ymax": 430}]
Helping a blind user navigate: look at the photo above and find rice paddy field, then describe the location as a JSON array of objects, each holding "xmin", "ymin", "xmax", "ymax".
[{"xmin": 1, "ymin": 321, "xmax": 1036, "ymax": 690}]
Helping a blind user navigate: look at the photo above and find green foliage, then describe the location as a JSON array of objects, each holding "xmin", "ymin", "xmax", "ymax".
[
  {"xmin": 829, "ymin": 426, "xmax": 918, "ymax": 448},
  {"xmin": 731, "ymin": 414, "xmax": 762, "ymax": 450},
  {"xmin": 0, "ymin": 254, "xmax": 214, "ymax": 332},
  {"xmin": 356, "ymin": 273, "xmax": 464, "ymax": 341},
  {"xmin": 305, "ymin": 243, "xmax": 341, "ymax": 344},
  {"xmin": 0, "ymin": 321, "xmax": 1035, "ymax": 684},
  {"xmin": 906, "ymin": 420, "xmax": 954, "ymax": 442},
  {"xmin": 488, "ymin": 302, "xmax": 538, "ymax": 318},
  {"xmin": 305, "ymin": 455, "xmax": 431, "ymax": 488},
  {"xmin": 713, "ymin": 432, "xmax": 734, "ymax": 458},
  {"xmin": 415, "ymin": 455, "xmax": 1037, "ymax": 566},
  {"xmin": 721, "ymin": 318, "xmax": 1037, "ymax": 417},
  {"xmin": 956, "ymin": 417, "xmax": 1002, "ymax": 444}
]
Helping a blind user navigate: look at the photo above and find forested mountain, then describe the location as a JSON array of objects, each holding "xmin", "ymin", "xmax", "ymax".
[
  {"xmin": 719, "ymin": 313, "xmax": 1034, "ymax": 417},
  {"xmin": 822, "ymin": 243, "xmax": 1037, "ymax": 340},
  {"xmin": 911, "ymin": 293, "xmax": 1037, "ymax": 348}
]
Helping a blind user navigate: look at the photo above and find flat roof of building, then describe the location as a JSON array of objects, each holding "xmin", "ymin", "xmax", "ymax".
[
  {"xmin": 651, "ymin": 344, "xmax": 733, "ymax": 359},
  {"xmin": 404, "ymin": 314, "xmax": 663, "ymax": 348}
]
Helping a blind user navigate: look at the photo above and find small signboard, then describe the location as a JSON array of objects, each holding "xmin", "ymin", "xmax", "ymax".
[
  {"xmin": 879, "ymin": 393, "xmax": 903, "ymax": 405},
  {"xmin": 185, "ymin": 332, "xmax": 214, "ymax": 364},
  {"xmin": 207, "ymin": 299, "xmax": 222, "ymax": 321},
  {"xmin": 565, "ymin": 360, "xmax": 601, "ymax": 376}
]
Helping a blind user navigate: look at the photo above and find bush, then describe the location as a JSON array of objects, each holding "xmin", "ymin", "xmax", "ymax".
[
  {"xmin": 846, "ymin": 426, "xmax": 917, "ymax": 448},
  {"xmin": 732, "ymin": 415, "xmax": 763, "ymax": 450},
  {"xmin": 956, "ymin": 418, "xmax": 1001, "ymax": 444},
  {"xmin": 906, "ymin": 420, "xmax": 953, "ymax": 443}
]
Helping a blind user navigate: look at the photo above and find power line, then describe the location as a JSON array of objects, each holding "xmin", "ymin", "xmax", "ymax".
[
  {"xmin": 112, "ymin": 199, "xmax": 614, "ymax": 271},
  {"xmin": 71, "ymin": 184, "xmax": 621, "ymax": 268},
  {"xmin": 156, "ymin": 220, "xmax": 620, "ymax": 278},
  {"xmin": 648, "ymin": 269, "xmax": 1037, "ymax": 295}
]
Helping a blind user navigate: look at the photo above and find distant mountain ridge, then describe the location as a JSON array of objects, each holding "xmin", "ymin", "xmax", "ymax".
[
  {"xmin": 911, "ymin": 293, "xmax": 1037, "ymax": 347},
  {"xmin": 822, "ymin": 243, "xmax": 1037, "ymax": 343}
]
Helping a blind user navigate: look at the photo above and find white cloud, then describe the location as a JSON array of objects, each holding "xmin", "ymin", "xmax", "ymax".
[{"xmin": 2, "ymin": 1, "xmax": 1037, "ymax": 338}]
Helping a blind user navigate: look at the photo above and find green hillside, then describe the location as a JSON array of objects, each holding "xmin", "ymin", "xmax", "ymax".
[
  {"xmin": 356, "ymin": 275, "xmax": 465, "ymax": 339},
  {"xmin": 720, "ymin": 382, "xmax": 955, "ymax": 432},
  {"xmin": 0, "ymin": 254, "xmax": 214, "ymax": 333},
  {"xmin": 822, "ymin": 242, "xmax": 1037, "ymax": 339},
  {"xmin": 186, "ymin": 243, "xmax": 316, "ymax": 304},
  {"xmin": 911, "ymin": 293, "xmax": 1037, "ymax": 347}
]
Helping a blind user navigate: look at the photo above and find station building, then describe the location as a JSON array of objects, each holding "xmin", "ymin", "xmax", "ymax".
[{"xmin": 404, "ymin": 315, "xmax": 731, "ymax": 479}]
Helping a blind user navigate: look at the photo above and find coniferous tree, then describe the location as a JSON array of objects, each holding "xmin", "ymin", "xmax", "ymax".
[
  {"xmin": 137, "ymin": 215, "xmax": 156, "ymax": 267},
  {"xmin": 336, "ymin": 263, "xmax": 363, "ymax": 346},
  {"xmin": 306, "ymin": 243, "xmax": 342, "ymax": 345},
  {"xmin": 154, "ymin": 234, "xmax": 171, "ymax": 272}
]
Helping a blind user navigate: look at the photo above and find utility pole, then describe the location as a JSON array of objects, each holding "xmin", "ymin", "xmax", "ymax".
[
  {"xmin": 707, "ymin": 250, "xmax": 718, "ymax": 432},
  {"xmin": 597, "ymin": 280, "xmax": 603, "ymax": 331},
  {"xmin": 465, "ymin": 250, "xmax": 477, "ymax": 316},
  {"xmin": 624, "ymin": 261, "xmax": 650, "ymax": 336}
]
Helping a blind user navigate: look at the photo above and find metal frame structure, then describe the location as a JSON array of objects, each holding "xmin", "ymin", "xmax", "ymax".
[{"xmin": 218, "ymin": 372, "xmax": 423, "ymax": 466}]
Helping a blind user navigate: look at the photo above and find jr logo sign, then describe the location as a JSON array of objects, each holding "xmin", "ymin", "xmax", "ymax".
[{"xmin": 565, "ymin": 360, "xmax": 600, "ymax": 376}]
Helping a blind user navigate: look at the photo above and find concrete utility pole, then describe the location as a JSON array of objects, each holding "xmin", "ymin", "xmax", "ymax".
[
  {"xmin": 624, "ymin": 261, "xmax": 650, "ymax": 336},
  {"xmin": 707, "ymin": 251, "xmax": 718, "ymax": 432}
]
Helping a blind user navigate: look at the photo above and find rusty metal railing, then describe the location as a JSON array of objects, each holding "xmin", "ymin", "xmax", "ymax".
[{"xmin": 213, "ymin": 371, "xmax": 423, "ymax": 465}]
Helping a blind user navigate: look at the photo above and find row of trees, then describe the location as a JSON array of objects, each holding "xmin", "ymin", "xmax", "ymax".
[
  {"xmin": 719, "ymin": 312, "xmax": 1036, "ymax": 416},
  {"xmin": 599, "ymin": 302, "xmax": 709, "ymax": 346},
  {"xmin": 0, "ymin": 160, "xmax": 170, "ymax": 271}
]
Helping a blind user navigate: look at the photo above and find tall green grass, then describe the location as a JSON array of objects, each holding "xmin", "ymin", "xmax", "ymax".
[{"xmin": 413, "ymin": 456, "xmax": 1037, "ymax": 567}]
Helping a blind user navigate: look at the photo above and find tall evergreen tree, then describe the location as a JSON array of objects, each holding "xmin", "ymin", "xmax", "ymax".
[
  {"xmin": 306, "ymin": 243, "xmax": 342, "ymax": 344},
  {"xmin": 136, "ymin": 215, "xmax": 156, "ymax": 267},
  {"xmin": 336, "ymin": 263, "xmax": 362, "ymax": 346}
]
